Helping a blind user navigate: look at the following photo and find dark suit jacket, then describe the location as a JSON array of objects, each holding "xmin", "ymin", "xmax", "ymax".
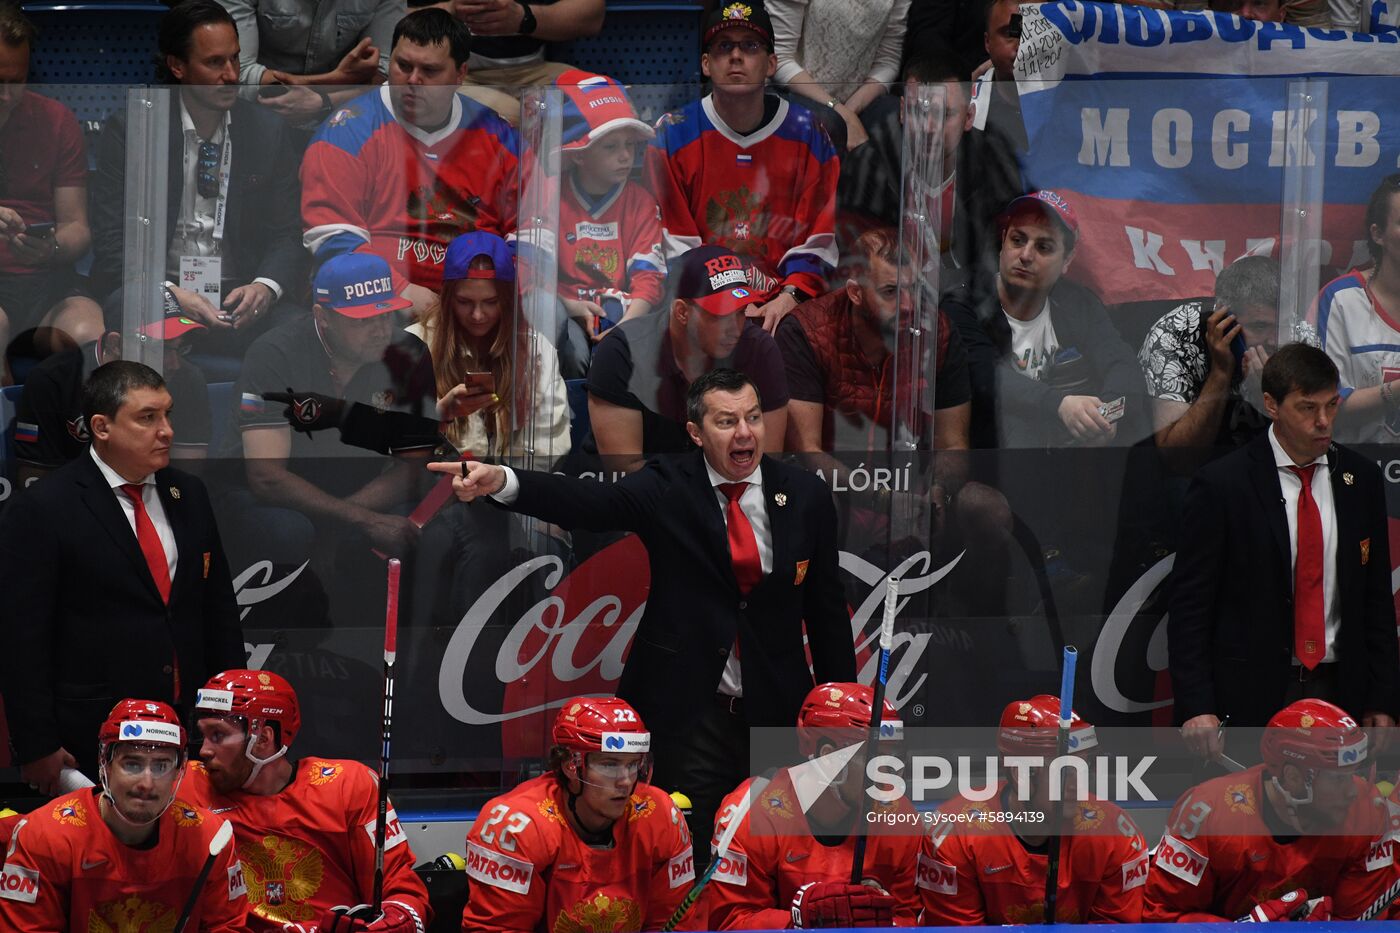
[
  {"xmin": 89, "ymin": 95, "xmax": 305, "ymax": 301},
  {"xmin": 509, "ymin": 450, "xmax": 856, "ymax": 735},
  {"xmin": 1168, "ymin": 432, "xmax": 1399, "ymax": 726},
  {"xmin": 0, "ymin": 453, "xmax": 244, "ymax": 766}
]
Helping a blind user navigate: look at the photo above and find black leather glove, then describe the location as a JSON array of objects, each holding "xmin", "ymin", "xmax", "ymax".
[{"xmin": 262, "ymin": 389, "xmax": 347, "ymax": 435}]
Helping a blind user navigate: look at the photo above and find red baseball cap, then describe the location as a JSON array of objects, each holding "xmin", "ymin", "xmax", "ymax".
[
  {"xmin": 145, "ymin": 286, "xmax": 208, "ymax": 340},
  {"xmin": 556, "ymin": 69, "xmax": 654, "ymax": 152},
  {"xmin": 1001, "ymin": 190, "xmax": 1080, "ymax": 245},
  {"xmin": 674, "ymin": 245, "xmax": 756, "ymax": 317}
]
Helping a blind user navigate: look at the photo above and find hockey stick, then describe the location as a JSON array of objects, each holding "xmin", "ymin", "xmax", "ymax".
[
  {"xmin": 1043, "ymin": 645, "xmax": 1077, "ymax": 925},
  {"xmin": 173, "ymin": 819, "xmax": 234, "ymax": 933},
  {"xmin": 662, "ymin": 775, "xmax": 771, "ymax": 932},
  {"xmin": 1360, "ymin": 871, "xmax": 1400, "ymax": 921},
  {"xmin": 851, "ymin": 574, "xmax": 900, "ymax": 884},
  {"xmin": 370, "ymin": 558, "xmax": 402, "ymax": 915}
]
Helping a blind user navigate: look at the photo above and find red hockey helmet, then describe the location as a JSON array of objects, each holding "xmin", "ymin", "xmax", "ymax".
[
  {"xmin": 195, "ymin": 669, "xmax": 301, "ymax": 750},
  {"xmin": 552, "ymin": 696, "xmax": 651, "ymax": 755},
  {"xmin": 98, "ymin": 698, "xmax": 186, "ymax": 758},
  {"xmin": 1261, "ymin": 699, "xmax": 1366, "ymax": 773},
  {"xmin": 997, "ymin": 695, "xmax": 1097, "ymax": 756},
  {"xmin": 797, "ymin": 683, "xmax": 902, "ymax": 757}
]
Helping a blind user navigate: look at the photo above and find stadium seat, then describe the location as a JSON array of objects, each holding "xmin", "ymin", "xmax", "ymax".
[
  {"xmin": 551, "ymin": 1, "xmax": 703, "ymax": 121},
  {"xmin": 21, "ymin": 1, "xmax": 165, "ymax": 146}
]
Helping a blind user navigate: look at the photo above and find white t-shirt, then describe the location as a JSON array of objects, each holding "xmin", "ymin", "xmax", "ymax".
[{"xmin": 1004, "ymin": 300, "xmax": 1059, "ymax": 382}]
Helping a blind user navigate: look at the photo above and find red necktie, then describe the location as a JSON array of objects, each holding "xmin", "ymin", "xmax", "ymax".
[
  {"xmin": 122, "ymin": 483, "xmax": 172, "ymax": 605},
  {"xmin": 1288, "ymin": 465, "xmax": 1325, "ymax": 669},
  {"xmin": 719, "ymin": 482, "xmax": 763, "ymax": 594}
]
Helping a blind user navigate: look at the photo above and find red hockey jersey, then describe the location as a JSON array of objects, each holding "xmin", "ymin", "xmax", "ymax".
[
  {"xmin": 180, "ymin": 758, "xmax": 430, "ymax": 931},
  {"xmin": 1143, "ymin": 765, "xmax": 1394, "ymax": 922},
  {"xmin": 556, "ymin": 173, "xmax": 665, "ymax": 314},
  {"xmin": 644, "ymin": 95, "xmax": 838, "ymax": 300},
  {"xmin": 301, "ymin": 86, "xmax": 521, "ymax": 292},
  {"xmin": 0, "ymin": 788, "xmax": 247, "ymax": 932},
  {"xmin": 699, "ymin": 771, "xmax": 923, "ymax": 930},
  {"xmin": 460, "ymin": 775, "xmax": 695, "ymax": 932},
  {"xmin": 918, "ymin": 782, "xmax": 1148, "ymax": 925}
]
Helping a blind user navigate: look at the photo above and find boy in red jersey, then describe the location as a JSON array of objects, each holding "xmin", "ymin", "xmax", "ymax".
[
  {"xmin": 701, "ymin": 682, "xmax": 915, "ymax": 929},
  {"xmin": 554, "ymin": 70, "xmax": 665, "ymax": 340},
  {"xmin": 460, "ymin": 696, "xmax": 696, "ymax": 932},
  {"xmin": 1145, "ymin": 699, "xmax": 1393, "ymax": 922},
  {"xmin": 0, "ymin": 699, "xmax": 246, "ymax": 933},
  {"xmin": 182, "ymin": 669, "xmax": 430, "ymax": 933},
  {"xmin": 918, "ymin": 695, "xmax": 1148, "ymax": 925}
]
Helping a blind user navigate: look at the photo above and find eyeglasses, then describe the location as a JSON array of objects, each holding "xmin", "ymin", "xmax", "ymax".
[
  {"xmin": 197, "ymin": 141, "xmax": 220, "ymax": 199},
  {"xmin": 710, "ymin": 39, "xmax": 765, "ymax": 55}
]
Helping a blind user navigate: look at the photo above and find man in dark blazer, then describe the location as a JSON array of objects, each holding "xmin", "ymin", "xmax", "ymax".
[
  {"xmin": 0, "ymin": 361, "xmax": 244, "ymax": 794},
  {"xmin": 89, "ymin": 0, "xmax": 303, "ymax": 337},
  {"xmin": 1170, "ymin": 343, "xmax": 1399, "ymax": 759},
  {"xmin": 428, "ymin": 366, "xmax": 856, "ymax": 855}
]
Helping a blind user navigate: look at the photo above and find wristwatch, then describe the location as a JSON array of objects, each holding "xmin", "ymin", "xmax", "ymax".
[
  {"xmin": 517, "ymin": 1, "xmax": 537, "ymax": 34},
  {"xmin": 780, "ymin": 284, "xmax": 807, "ymax": 303}
]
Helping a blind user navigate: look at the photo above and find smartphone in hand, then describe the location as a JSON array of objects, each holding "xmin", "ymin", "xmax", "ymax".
[
  {"xmin": 259, "ymin": 83, "xmax": 291, "ymax": 99},
  {"xmin": 24, "ymin": 221, "xmax": 55, "ymax": 238}
]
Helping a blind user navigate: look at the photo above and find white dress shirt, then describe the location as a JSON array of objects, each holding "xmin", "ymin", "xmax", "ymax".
[
  {"xmin": 492, "ymin": 456, "xmax": 774, "ymax": 696},
  {"xmin": 1268, "ymin": 425, "xmax": 1339, "ymax": 663},
  {"xmin": 90, "ymin": 446, "xmax": 178, "ymax": 581},
  {"xmin": 165, "ymin": 98, "xmax": 282, "ymax": 300}
]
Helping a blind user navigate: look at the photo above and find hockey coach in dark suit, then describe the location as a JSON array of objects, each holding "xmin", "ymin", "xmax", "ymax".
[
  {"xmin": 429, "ymin": 364, "xmax": 856, "ymax": 852},
  {"xmin": 0, "ymin": 361, "xmax": 244, "ymax": 793}
]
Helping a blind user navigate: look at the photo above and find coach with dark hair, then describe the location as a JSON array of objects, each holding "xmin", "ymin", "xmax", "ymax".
[
  {"xmin": 1170, "ymin": 343, "xmax": 1399, "ymax": 757},
  {"xmin": 428, "ymin": 364, "xmax": 855, "ymax": 860},
  {"xmin": 0, "ymin": 361, "xmax": 243, "ymax": 794}
]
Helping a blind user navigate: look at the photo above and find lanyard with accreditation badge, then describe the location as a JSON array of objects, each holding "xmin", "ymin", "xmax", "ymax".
[{"xmin": 179, "ymin": 122, "xmax": 233, "ymax": 309}]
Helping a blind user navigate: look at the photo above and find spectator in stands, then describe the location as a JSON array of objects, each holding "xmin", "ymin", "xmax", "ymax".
[
  {"xmin": 1138, "ymin": 255, "xmax": 1279, "ymax": 473},
  {"xmin": 946, "ymin": 190, "xmax": 1146, "ymax": 448},
  {"xmin": 553, "ymin": 70, "xmax": 664, "ymax": 347},
  {"xmin": 218, "ymin": 0, "xmax": 399, "ymax": 125},
  {"xmin": 778, "ymin": 226, "xmax": 969, "ymax": 456},
  {"xmin": 442, "ymin": 0, "xmax": 604, "ymax": 125},
  {"xmin": 410, "ymin": 231, "xmax": 569, "ymax": 462},
  {"xmin": 961, "ymin": 0, "xmax": 1027, "ymax": 241},
  {"xmin": 408, "ymin": 232, "xmax": 568, "ymax": 618},
  {"xmin": 646, "ymin": 0, "xmax": 839, "ymax": 334},
  {"xmin": 231, "ymin": 252, "xmax": 434, "ymax": 575},
  {"xmin": 584, "ymin": 245, "xmax": 789, "ymax": 475},
  {"xmin": 838, "ymin": 56, "xmax": 992, "ymax": 300},
  {"xmin": 768, "ymin": 0, "xmax": 910, "ymax": 154},
  {"xmin": 301, "ymin": 7, "xmax": 520, "ymax": 320},
  {"xmin": 15, "ymin": 286, "xmax": 211, "ymax": 486},
  {"xmin": 90, "ymin": 0, "xmax": 304, "ymax": 352},
  {"xmin": 0, "ymin": 3, "xmax": 98, "ymax": 385},
  {"xmin": 1315, "ymin": 173, "xmax": 1400, "ymax": 445}
]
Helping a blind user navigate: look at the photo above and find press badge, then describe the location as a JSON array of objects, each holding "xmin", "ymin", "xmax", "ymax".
[{"xmin": 180, "ymin": 255, "xmax": 222, "ymax": 311}]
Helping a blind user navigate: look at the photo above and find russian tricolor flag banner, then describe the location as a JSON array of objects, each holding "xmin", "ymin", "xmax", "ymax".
[{"xmin": 1015, "ymin": 0, "xmax": 1400, "ymax": 304}]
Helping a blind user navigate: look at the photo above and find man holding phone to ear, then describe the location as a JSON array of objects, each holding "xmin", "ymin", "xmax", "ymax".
[{"xmin": 1138, "ymin": 255, "xmax": 1281, "ymax": 473}]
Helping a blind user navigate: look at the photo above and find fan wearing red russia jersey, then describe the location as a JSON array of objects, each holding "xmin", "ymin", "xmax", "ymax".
[
  {"xmin": 1144, "ymin": 699, "xmax": 1393, "ymax": 923},
  {"xmin": 645, "ymin": 0, "xmax": 838, "ymax": 335},
  {"xmin": 552, "ymin": 71, "xmax": 665, "ymax": 336},
  {"xmin": 301, "ymin": 9, "xmax": 520, "ymax": 299},
  {"xmin": 918, "ymin": 696, "xmax": 1148, "ymax": 925},
  {"xmin": 701, "ymin": 682, "xmax": 915, "ymax": 929},
  {"xmin": 182, "ymin": 670, "xmax": 430, "ymax": 933},
  {"xmin": 0, "ymin": 699, "xmax": 247, "ymax": 933},
  {"xmin": 460, "ymin": 696, "xmax": 696, "ymax": 933}
]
